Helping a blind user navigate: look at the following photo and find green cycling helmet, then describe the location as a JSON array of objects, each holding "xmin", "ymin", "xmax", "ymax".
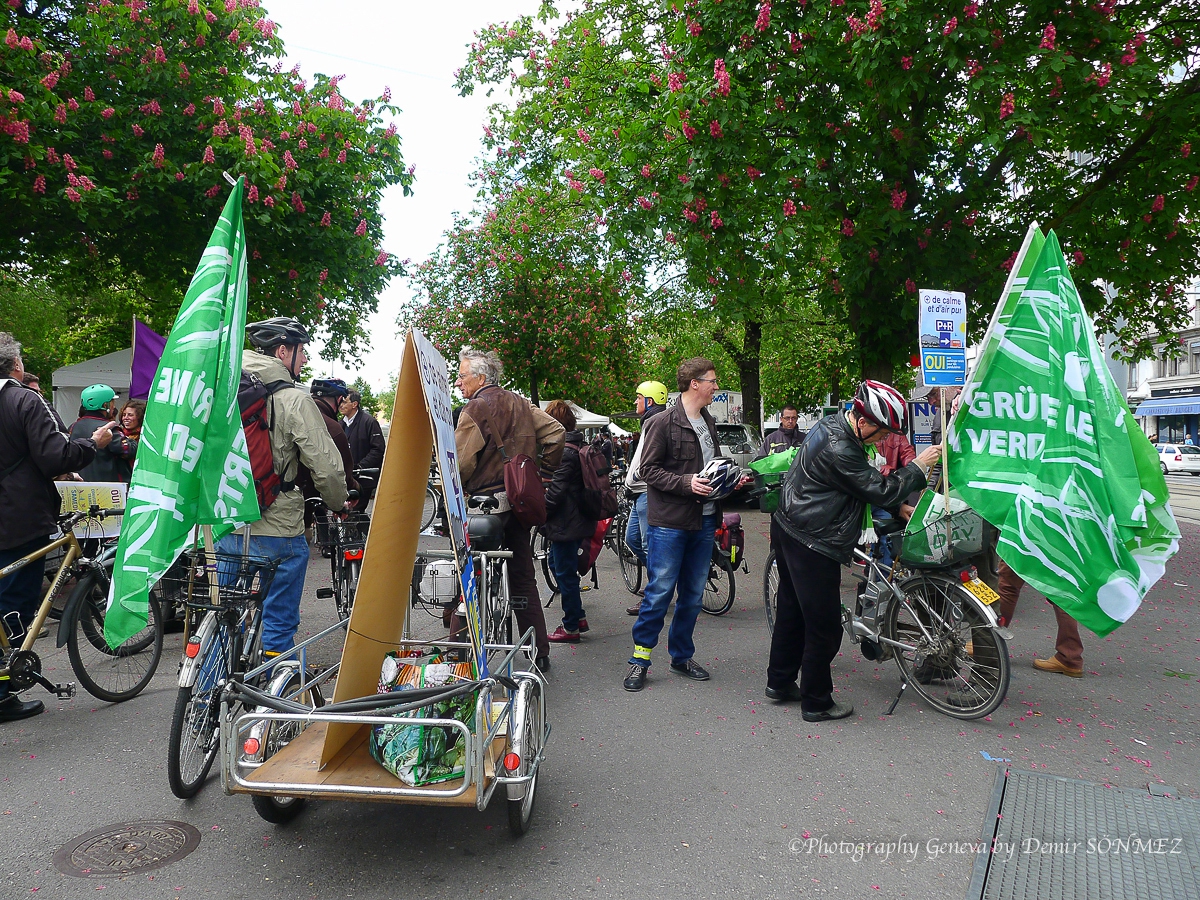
[
  {"xmin": 80, "ymin": 383, "xmax": 117, "ymax": 411},
  {"xmin": 636, "ymin": 380, "xmax": 669, "ymax": 407}
]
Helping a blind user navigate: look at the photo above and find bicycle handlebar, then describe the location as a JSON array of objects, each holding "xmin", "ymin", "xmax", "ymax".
[{"xmin": 59, "ymin": 505, "xmax": 125, "ymax": 528}]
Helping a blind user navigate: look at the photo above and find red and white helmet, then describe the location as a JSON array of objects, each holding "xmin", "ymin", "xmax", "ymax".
[{"xmin": 853, "ymin": 380, "xmax": 907, "ymax": 432}]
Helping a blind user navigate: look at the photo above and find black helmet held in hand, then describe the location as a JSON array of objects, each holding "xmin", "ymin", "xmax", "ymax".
[{"xmin": 246, "ymin": 316, "xmax": 310, "ymax": 351}]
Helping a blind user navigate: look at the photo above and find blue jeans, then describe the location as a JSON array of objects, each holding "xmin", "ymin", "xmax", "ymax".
[
  {"xmin": 0, "ymin": 536, "xmax": 50, "ymax": 700},
  {"xmin": 630, "ymin": 515, "xmax": 718, "ymax": 667},
  {"xmin": 217, "ymin": 533, "xmax": 310, "ymax": 654},
  {"xmin": 872, "ymin": 509, "xmax": 895, "ymax": 568},
  {"xmin": 625, "ymin": 492, "xmax": 649, "ymax": 565},
  {"xmin": 550, "ymin": 539, "xmax": 585, "ymax": 631}
]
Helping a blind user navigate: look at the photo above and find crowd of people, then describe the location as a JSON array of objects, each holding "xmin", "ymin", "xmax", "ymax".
[
  {"xmin": 0, "ymin": 322, "xmax": 385, "ymax": 722},
  {"xmin": 1, "ymin": 323, "xmax": 1093, "ymax": 726}
]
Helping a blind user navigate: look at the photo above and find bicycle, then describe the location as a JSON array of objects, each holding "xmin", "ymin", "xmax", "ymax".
[
  {"xmin": 763, "ymin": 507, "xmax": 1011, "ymax": 720},
  {"xmin": 168, "ymin": 547, "xmax": 278, "ymax": 798},
  {"xmin": 607, "ymin": 475, "xmax": 643, "ymax": 595},
  {"xmin": 0, "ymin": 506, "xmax": 163, "ymax": 704},
  {"xmin": 701, "ymin": 514, "xmax": 745, "ymax": 616}
]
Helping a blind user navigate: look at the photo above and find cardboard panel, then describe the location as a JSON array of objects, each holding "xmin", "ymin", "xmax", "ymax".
[{"xmin": 321, "ymin": 337, "xmax": 432, "ymax": 766}]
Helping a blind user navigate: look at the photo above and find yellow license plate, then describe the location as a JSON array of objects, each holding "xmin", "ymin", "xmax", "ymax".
[{"xmin": 963, "ymin": 578, "xmax": 1000, "ymax": 606}]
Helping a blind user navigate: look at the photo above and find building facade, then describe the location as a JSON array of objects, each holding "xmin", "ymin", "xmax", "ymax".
[{"xmin": 1130, "ymin": 281, "xmax": 1200, "ymax": 444}]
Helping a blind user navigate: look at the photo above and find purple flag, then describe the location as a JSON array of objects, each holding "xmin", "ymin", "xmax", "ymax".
[{"xmin": 129, "ymin": 319, "xmax": 166, "ymax": 400}]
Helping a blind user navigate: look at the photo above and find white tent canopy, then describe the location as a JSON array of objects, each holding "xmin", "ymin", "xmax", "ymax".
[
  {"xmin": 606, "ymin": 421, "xmax": 631, "ymax": 437},
  {"xmin": 538, "ymin": 400, "xmax": 609, "ymax": 429},
  {"xmin": 52, "ymin": 348, "xmax": 132, "ymax": 422}
]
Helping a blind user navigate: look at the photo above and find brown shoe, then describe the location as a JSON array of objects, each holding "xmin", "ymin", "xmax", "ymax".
[
  {"xmin": 1032, "ymin": 655, "xmax": 1083, "ymax": 678},
  {"xmin": 626, "ymin": 602, "xmax": 643, "ymax": 616}
]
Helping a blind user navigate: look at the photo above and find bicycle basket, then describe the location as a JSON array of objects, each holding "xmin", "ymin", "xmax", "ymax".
[
  {"xmin": 154, "ymin": 551, "xmax": 279, "ymax": 612},
  {"xmin": 316, "ymin": 511, "xmax": 371, "ymax": 547},
  {"xmin": 898, "ymin": 493, "xmax": 987, "ymax": 568}
]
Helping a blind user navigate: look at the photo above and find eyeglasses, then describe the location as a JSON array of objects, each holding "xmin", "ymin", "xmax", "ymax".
[{"xmin": 694, "ymin": 377, "xmax": 719, "ymax": 386}]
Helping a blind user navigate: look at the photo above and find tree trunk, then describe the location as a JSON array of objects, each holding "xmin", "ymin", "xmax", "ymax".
[
  {"xmin": 830, "ymin": 372, "xmax": 841, "ymax": 409},
  {"xmin": 738, "ymin": 320, "xmax": 763, "ymax": 432},
  {"xmin": 530, "ymin": 367, "xmax": 539, "ymax": 405}
]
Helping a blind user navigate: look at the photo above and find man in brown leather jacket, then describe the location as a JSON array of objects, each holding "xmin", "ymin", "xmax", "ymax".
[{"xmin": 454, "ymin": 348, "xmax": 564, "ymax": 671}]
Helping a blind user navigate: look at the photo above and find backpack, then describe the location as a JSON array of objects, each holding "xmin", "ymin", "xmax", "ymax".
[
  {"xmin": 578, "ymin": 444, "xmax": 618, "ymax": 520},
  {"xmin": 237, "ymin": 371, "xmax": 296, "ymax": 512},
  {"xmin": 577, "ymin": 517, "xmax": 611, "ymax": 576}
]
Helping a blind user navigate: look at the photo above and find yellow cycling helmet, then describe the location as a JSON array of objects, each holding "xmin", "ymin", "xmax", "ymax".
[{"xmin": 636, "ymin": 380, "xmax": 669, "ymax": 406}]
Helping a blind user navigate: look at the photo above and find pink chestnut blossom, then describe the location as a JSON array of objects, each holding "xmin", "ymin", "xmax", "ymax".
[
  {"xmin": 83, "ymin": 86, "xmax": 95, "ymax": 102},
  {"xmin": 354, "ymin": 219, "xmax": 367, "ymax": 236},
  {"xmin": 263, "ymin": 195, "xmax": 275, "ymax": 207},
  {"xmin": 67, "ymin": 97, "xmax": 79, "ymax": 111},
  {"xmin": 374, "ymin": 252, "xmax": 388, "ymax": 265},
  {"xmin": 588, "ymin": 167, "xmax": 605, "ymax": 182},
  {"xmin": 1182, "ymin": 143, "xmax": 1191, "ymax": 158},
  {"xmin": 5, "ymin": 28, "xmax": 16, "ymax": 49},
  {"xmin": 247, "ymin": 184, "xmax": 259, "ymax": 202},
  {"xmin": 841, "ymin": 218, "xmax": 855, "ymax": 236},
  {"xmin": 275, "ymin": 175, "xmax": 287, "ymax": 190},
  {"xmin": 709, "ymin": 120, "xmax": 723, "ymax": 138},
  {"xmin": 202, "ymin": 145, "xmax": 215, "ymax": 163},
  {"xmin": 668, "ymin": 71, "xmax": 686, "ymax": 92},
  {"xmin": 942, "ymin": 17, "xmax": 957, "ymax": 36},
  {"xmin": 783, "ymin": 199, "xmax": 796, "ymax": 216},
  {"xmin": 7, "ymin": 89, "xmax": 24, "ymax": 103},
  {"xmin": 42, "ymin": 72, "xmax": 59, "ymax": 90},
  {"xmin": 891, "ymin": 187, "xmax": 906, "ymax": 209},
  {"xmin": 152, "ymin": 143, "xmax": 165, "ymax": 167},
  {"xmin": 638, "ymin": 196, "xmax": 654, "ymax": 210},
  {"xmin": 746, "ymin": 165, "xmax": 762, "ymax": 179},
  {"xmin": 905, "ymin": 278, "xmax": 916, "ymax": 293},
  {"xmin": 713, "ymin": 59, "xmax": 730, "ymax": 97},
  {"xmin": 54, "ymin": 105, "xmax": 66, "ymax": 124},
  {"xmin": 320, "ymin": 211, "xmax": 331, "ymax": 226},
  {"xmin": 46, "ymin": 147, "xmax": 59, "ymax": 164},
  {"xmin": 642, "ymin": 164, "xmax": 652, "ymax": 177},
  {"xmin": 1150, "ymin": 194, "xmax": 1164, "ymax": 213},
  {"xmin": 102, "ymin": 149, "xmax": 113, "ymax": 159},
  {"xmin": 1040, "ymin": 24, "xmax": 1056, "ymax": 50},
  {"xmin": 1186, "ymin": 176, "xmax": 1199, "ymax": 192},
  {"xmin": 154, "ymin": 45, "xmax": 167, "ymax": 64},
  {"xmin": 963, "ymin": 2, "xmax": 978, "ymax": 18},
  {"xmin": 577, "ymin": 128, "xmax": 591, "ymax": 143},
  {"xmin": 63, "ymin": 153, "xmax": 76, "ymax": 171},
  {"xmin": 755, "ymin": 0, "xmax": 771, "ymax": 33},
  {"xmin": 33, "ymin": 174, "xmax": 45, "ymax": 193},
  {"xmin": 287, "ymin": 268, "xmax": 298, "ymax": 280},
  {"xmin": 291, "ymin": 192, "xmax": 305, "ymax": 213},
  {"xmin": 19, "ymin": 36, "xmax": 33, "ymax": 51},
  {"xmin": 711, "ymin": 210, "xmax": 724, "ymax": 228},
  {"xmin": 1073, "ymin": 251, "xmax": 1085, "ymax": 266},
  {"xmin": 901, "ymin": 56, "xmax": 913, "ymax": 69},
  {"xmin": 65, "ymin": 187, "xmax": 82, "ymax": 202},
  {"xmin": 283, "ymin": 150, "xmax": 298, "ymax": 170},
  {"xmin": 298, "ymin": 138, "xmax": 308, "ymax": 150},
  {"xmin": 999, "ymin": 93, "xmax": 1015, "ymax": 119},
  {"xmin": 337, "ymin": 149, "xmax": 346, "ymax": 163},
  {"xmin": 187, "ymin": 0, "xmax": 199, "ymax": 13},
  {"xmin": 318, "ymin": 269, "xmax": 328, "ymax": 283}
]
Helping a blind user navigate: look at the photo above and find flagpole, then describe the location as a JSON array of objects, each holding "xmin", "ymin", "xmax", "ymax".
[{"xmin": 940, "ymin": 387, "xmax": 951, "ymax": 547}]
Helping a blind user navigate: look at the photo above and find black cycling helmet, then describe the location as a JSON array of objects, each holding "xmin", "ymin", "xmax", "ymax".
[
  {"xmin": 310, "ymin": 377, "xmax": 350, "ymax": 399},
  {"xmin": 246, "ymin": 316, "xmax": 310, "ymax": 351}
]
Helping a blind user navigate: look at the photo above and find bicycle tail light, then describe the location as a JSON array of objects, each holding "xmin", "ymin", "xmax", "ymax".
[
  {"xmin": 344, "ymin": 548, "xmax": 364, "ymax": 561},
  {"xmin": 243, "ymin": 737, "xmax": 260, "ymax": 755},
  {"xmin": 185, "ymin": 636, "xmax": 202, "ymax": 658},
  {"xmin": 503, "ymin": 752, "xmax": 521, "ymax": 772}
]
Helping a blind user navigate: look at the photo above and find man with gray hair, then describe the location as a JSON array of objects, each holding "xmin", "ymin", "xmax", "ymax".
[
  {"xmin": 454, "ymin": 347, "xmax": 565, "ymax": 671},
  {"xmin": 0, "ymin": 333, "xmax": 114, "ymax": 722}
]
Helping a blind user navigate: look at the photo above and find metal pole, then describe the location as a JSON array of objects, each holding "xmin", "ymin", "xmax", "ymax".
[{"xmin": 940, "ymin": 388, "xmax": 951, "ymax": 549}]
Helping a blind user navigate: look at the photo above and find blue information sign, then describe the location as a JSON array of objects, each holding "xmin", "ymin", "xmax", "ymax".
[{"xmin": 918, "ymin": 289, "xmax": 967, "ymax": 387}]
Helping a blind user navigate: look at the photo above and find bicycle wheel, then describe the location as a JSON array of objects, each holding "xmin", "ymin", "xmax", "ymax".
[
  {"xmin": 533, "ymin": 528, "xmax": 558, "ymax": 599},
  {"xmin": 67, "ymin": 565, "xmax": 163, "ymax": 702},
  {"xmin": 764, "ymin": 549, "xmax": 779, "ymax": 633},
  {"xmin": 701, "ymin": 555, "xmax": 736, "ymax": 616},
  {"xmin": 337, "ymin": 558, "xmax": 360, "ymax": 620},
  {"xmin": 885, "ymin": 573, "xmax": 1011, "ymax": 720},
  {"xmin": 507, "ymin": 678, "xmax": 543, "ymax": 836},
  {"xmin": 251, "ymin": 669, "xmax": 322, "ymax": 824},
  {"xmin": 420, "ymin": 486, "xmax": 439, "ymax": 532},
  {"xmin": 487, "ymin": 560, "xmax": 514, "ymax": 646},
  {"xmin": 613, "ymin": 510, "xmax": 643, "ymax": 594},
  {"xmin": 168, "ymin": 629, "xmax": 227, "ymax": 798}
]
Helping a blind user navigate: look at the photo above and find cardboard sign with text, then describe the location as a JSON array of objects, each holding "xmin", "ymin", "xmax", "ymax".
[
  {"xmin": 320, "ymin": 330, "xmax": 483, "ymax": 768},
  {"xmin": 58, "ymin": 482, "xmax": 127, "ymax": 538}
]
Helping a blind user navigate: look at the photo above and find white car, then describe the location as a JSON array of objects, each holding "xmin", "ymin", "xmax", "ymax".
[{"xmin": 1156, "ymin": 443, "xmax": 1200, "ymax": 475}]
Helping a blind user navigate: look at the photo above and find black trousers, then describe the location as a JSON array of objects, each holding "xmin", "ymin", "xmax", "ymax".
[
  {"xmin": 767, "ymin": 521, "xmax": 844, "ymax": 714},
  {"xmin": 501, "ymin": 512, "xmax": 549, "ymax": 657}
]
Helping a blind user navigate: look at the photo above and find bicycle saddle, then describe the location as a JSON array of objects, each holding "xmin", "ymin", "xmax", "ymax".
[
  {"xmin": 466, "ymin": 514, "xmax": 504, "ymax": 551},
  {"xmin": 872, "ymin": 514, "xmax": 906, "ymax": 536}
]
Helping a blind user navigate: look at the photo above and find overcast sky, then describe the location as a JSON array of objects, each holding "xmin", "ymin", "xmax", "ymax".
[{"xmin": 266, "ymin": 0, "xmax": 543, "ymax": 389}]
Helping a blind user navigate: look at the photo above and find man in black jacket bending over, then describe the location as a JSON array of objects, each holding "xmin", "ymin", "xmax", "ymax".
[
  {"xmin": 767, "ymin": 380, "xmax": 941, "ymax": 722},
  {"xmin": 0, "ymin": 333, "xmax": 114, "ymax": 722}
]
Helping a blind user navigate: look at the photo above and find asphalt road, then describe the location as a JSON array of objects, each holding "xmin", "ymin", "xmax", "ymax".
[{"xmin": 3, "ymin": 495, "xmax": 1198, "ymax": 899}]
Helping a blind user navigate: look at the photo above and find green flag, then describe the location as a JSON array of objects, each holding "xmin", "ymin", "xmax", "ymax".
[
  {"xmin": 104, "ymin": 178, "xmax": 259, "ymax": 648},
  {"xmin": 946, "ymin": 230, "xmax": 1179, "ymax": 637}
]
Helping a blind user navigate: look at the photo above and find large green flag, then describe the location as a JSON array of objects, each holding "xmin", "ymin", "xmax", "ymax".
[
  {"xmin": 946, "ymin": 230, "xmax": 1179, "ymax": 637},
  {"xmin": 104, "ymin": 178, "xmax": 259, "ymax": 648}
]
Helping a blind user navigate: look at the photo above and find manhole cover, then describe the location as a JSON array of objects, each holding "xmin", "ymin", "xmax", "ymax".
[{"xmin": 53, "ymin": 820, "xmax": 201, "ymax": 879}]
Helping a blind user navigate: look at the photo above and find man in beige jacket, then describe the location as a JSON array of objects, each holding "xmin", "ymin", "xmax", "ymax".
[
  {"xmin": 454, "ymin": 348, "xmax": 564, "ymax": 670},
  {"xmin": 218, "ymin": 317, "xmax": 348, "ymax": 657}
]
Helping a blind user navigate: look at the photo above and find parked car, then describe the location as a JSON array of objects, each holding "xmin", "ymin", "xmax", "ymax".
[
  {"xmin": 717, "ymin": 424, "xmax": 763, "ymax": 492},
  {"xmin": 1156, "ymin": 444, "xmax": 1200, "ymax": 475}
]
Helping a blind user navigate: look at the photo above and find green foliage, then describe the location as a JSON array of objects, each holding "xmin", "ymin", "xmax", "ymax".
[
  {"xmin": 1, "ymin": 0, "xmax": 414, "ymax": 362},
  {"xmin": 459, "ymin": 0, "xmax": 1200, "ymax": 380},
  {"xmin": 375, "ymin": 369, "xmax": 397, "ymax": 422},
  {"xmin": 402, "ymin": 178, "xmax": 640, "ymax": 412},
  {"xmin": 349, "ymin": 375, "xmax": 379, "ymax": 415}
]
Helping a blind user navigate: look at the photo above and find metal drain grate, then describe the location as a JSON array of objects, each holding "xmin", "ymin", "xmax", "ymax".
[
  {"xmin": 968, "ymin": 769, "xmax": 1200, "ymax": 900},
  {"xmin": 53, "ymin": 820, "xmax": 201, "ymax": 879}
]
